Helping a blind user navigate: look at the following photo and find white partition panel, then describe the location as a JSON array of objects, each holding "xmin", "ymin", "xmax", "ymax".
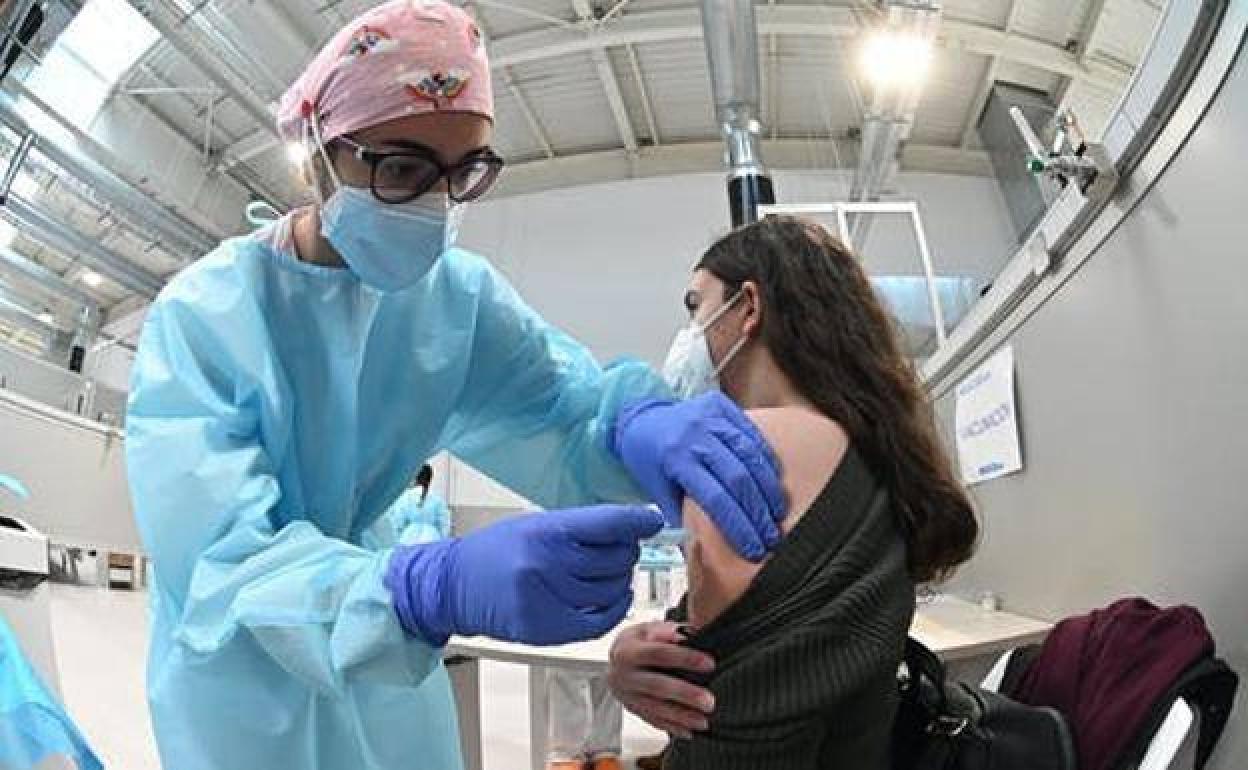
[{"xmin": 0, "ymin": 389, "xmax": 139, "ymax": 552}]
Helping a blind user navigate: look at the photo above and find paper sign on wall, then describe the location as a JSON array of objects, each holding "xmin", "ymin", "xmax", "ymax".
[{"xmin": 955, "ymin": 345, "xmax": 1022, "ymax": 485}]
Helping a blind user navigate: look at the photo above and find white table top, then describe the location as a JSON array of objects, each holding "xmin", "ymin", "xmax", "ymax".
[{"xmin": 446, "ymin": 595, "xmax": 1051, "ymax": 671}]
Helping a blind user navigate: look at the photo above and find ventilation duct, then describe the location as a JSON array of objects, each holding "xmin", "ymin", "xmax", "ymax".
[
  {"xmin": 700, "ymin": 0, "xmax": 774, "ymax": 227},
  {"xmin": 976, "ymin": 83, "xmax": 1060, "ymax": 245}
]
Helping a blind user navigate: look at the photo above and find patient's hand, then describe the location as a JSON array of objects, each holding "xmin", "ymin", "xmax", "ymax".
[
  {"xmin": 607, "ymin": 621, "xmax": 717, "ymax": 738},
  {"xmin": 684, "ymin": 407, "xmax": 849, "ymax": 630}
]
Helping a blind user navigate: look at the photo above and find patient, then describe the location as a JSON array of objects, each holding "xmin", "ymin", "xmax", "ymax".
[{"xmin": 613, "ymin": 216, "xmax": 978, "ymax": 770}]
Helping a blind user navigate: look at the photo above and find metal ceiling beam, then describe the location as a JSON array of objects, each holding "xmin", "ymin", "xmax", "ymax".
[
  {"xmin": 489, "ymin": 6, "xmax": 1126, "ymax": 92},
  {"xmin": 122, "ymin": 61, "xmax": 291, "ymax": 206},
  {"xmin": 960, "ymin": 0, "xmax": 1025, "ymax": 148},
  {"xmin": 0, "ymin": 285, "xmax": 60, "ymax": 349},
  {"xmin": 261, "ymin": 0, "xmax": 320, "ymax": 50},
  {"xmin": 180, "ymin": 0, "xmax": 322, "ymax": 177},
  {"xmin": 1, "ymin": 13, "xmax": 263, "ymax": 240},
  {"xmin": 217, "ymin": 126, "xmax": 282, "ymax": 172},
  {"xmin": 0, "ymin": 196, "xmax": 164, "ymax": 298},
  {"xmin": 492, "ymin": 139, "xmax": 993, "ymax": 198},
  {"xmin": 124, "ymin": 0, "xmax": 277, "ymax": 140},
  {"xmin": 1077, "ymin": 0, "xmax": 1114, "ymax": 67},
  {"xmin": 469, "ymin": 8, "xmax": 556, "ymax": 161},
  {"xmin": 0, "ymin": 84, "xmax": 218, "ymax": 257},
  {"xmin": 182, "ymin": 0, "xmax": 291, "ymax": 96},
  {"xmin": 221, "ymin": 5, "xmax": 1122, "ymax": 168},
  {"xmin": 572, "ymin": 0, "xmax": 638, "ymax": 155},
  {"xmin": 626, "ymin": 44, "xmax": 661, "ymax": 145},
  {"xmin": 503, "ymin": 72, "xmax": 557, "ymax": 160},
  {"xmin": 0, "ymin": 245, "xmax": 100, "ymax": 309}
]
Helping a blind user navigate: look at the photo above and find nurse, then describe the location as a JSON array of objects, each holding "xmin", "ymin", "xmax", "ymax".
[{"xmin": 123, "ymin": 3, "xmax": 783, "ymax": 770}]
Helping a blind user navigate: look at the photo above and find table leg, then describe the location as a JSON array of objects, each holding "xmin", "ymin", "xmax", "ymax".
[
  {"xmin": 529, "ymin": 664, "xmax": 550, "ymax": 770},
  {"xmin": 447, "ymin": 656, "xmax": 483, "ymax": 770}
]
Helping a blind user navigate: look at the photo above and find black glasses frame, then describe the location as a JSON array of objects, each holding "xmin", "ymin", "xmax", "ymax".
[{"xmin": 334, "ymin": 136, "xmax": 505, "ymax": 204}]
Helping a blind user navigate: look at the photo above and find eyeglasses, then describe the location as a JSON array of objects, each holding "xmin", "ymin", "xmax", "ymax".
[{"xmin": 333, "ymin": 136, "xmax": 505, "ymax": 204}]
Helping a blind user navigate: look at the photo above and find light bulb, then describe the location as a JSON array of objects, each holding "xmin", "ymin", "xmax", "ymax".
[
  {"xmin": 286, "ymin": 142, "xmax": 310, "ymax": 166},
  {"xmin": 861, "ymin": 32, "xmax": 933, "ymax": 89}
]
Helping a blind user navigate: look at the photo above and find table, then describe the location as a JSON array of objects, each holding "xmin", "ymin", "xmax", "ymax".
[{"xmin": 446, "ymin": 595, "xmax": 1051, "ymax": 770}]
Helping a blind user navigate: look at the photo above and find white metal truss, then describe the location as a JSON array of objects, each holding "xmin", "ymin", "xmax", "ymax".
[
  {"xmin": 471, "ymin": 8, "xmax": 556, "ymax": 161},
  {"xmin": 492, "ymin": 138, "xmax": 992, "ymax": 198},
  {"xmin": 213, "ymin": 3, "xmax": 1131, "ymax": 175},
  {"xmin": 502, "ymin": 71, "xmax": 557, "ymax": 159},
  {"xmin": 572, "ymin": 0, "xmax": 638, "ymax": 156},
  {"xmin": 488, "ymin": 6, "xmax": 1126, "ymax": 92},
  {"xmin": 124, "ymin": 0, "xmax": 276, "ymax": 140},
  {"xmin": 625, "ymin": 44, "xmax": 660, "ymax": 146},
  {"xmin": 758, "ymin": 200, "xmax": 949, "ymax": 346},
  {"xmin": 1077, "ymin": 0, "xmax": 1114, "ymax": 67}
]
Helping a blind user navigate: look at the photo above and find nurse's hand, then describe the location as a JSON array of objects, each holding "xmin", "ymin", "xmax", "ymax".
[
  {"xmin": 385, "ymin": 505, "xmax": 663, "ymax": 647},
  {"xmin": 607, "ymin": 621, "xmax": 716, "ymax": 739},
  {"xmin": 610, "ymin": 392, "xmax": 786, "ymax": 561}
]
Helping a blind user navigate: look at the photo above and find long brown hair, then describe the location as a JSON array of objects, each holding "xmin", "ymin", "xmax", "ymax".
[{"xmin": 697, "ymin": 215, "xmax": 977, "ymax": 582}]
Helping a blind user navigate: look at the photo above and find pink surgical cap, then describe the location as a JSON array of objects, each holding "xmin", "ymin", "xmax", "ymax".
[{"xmin": 277, "ymin": 0, "xmax": 494, "ymax": 144}]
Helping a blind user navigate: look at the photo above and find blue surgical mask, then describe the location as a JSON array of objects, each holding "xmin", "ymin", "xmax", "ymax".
[
  {"xmin": 310, "ymin": 117, "xmax": 462, "ymax": 292},
  {"xmin": 320, "ymin": 187, "xmax": 461, "ymax": 292}
]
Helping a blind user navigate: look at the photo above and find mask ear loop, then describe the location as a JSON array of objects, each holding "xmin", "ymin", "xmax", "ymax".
[
  {"xmin": 701, "ymin": 291, "xmax": 750, "ymax": 380},
  {"xmin": 697, "ymin": 290, "xmax": 744, "ymax": 334},
  {"xmin": 711, "ymin": 335, "xmax": 750, "ymax": 379},
  {"xmin": 304, "ymin": 104, "xmax": 342, "ymax": 203}
]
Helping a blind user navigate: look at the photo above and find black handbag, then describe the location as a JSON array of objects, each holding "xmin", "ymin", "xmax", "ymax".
[{"xmin": 892, "ymin": 637, "xmax": 1077, "ymax": 770}]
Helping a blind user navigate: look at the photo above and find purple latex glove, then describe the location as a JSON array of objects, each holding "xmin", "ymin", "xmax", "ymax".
[
  {"xmin": 609, "ymin": 391, "xmax": 786, "ymax": 562},
  {"xmin": 385, "ymin": 504, "xmax": 664, "ymax": 647}
]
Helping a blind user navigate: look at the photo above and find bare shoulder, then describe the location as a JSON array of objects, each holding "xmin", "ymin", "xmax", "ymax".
[
  {"xmin": 745, "ymin": 407, "xmax": 849, "ymax": 464},
  {"xmin": 745, "ymin": 407, "xmax": 851, "ymax": 522}
]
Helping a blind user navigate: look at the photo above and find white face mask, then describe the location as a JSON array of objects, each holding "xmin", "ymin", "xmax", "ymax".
[
  {"xmin": 662, "ymin": 291, "xmax": 748, "ymax": 399},
  {"xmin": 309, "ymin": 116, "xmax": 461, "ymax": 292}
]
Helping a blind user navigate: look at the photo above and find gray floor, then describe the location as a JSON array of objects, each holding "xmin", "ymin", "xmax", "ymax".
[{"xmin": 47, "ymin": 583, "xmax": 667, "ymax": 770}]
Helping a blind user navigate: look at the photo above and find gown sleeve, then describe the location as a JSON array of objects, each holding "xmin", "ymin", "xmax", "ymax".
[{"xmin": 439, "ymin": 259, "xmax": 670, "ymax": 510}]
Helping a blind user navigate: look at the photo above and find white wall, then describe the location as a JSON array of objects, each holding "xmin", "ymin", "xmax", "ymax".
[
  {"xmin": 930, "ymin": 43, "xmax": 1248, "ymax": 767},
  {"xmin": 459, "ymin": 169, "xmax": 1016, "ymax": 367}
]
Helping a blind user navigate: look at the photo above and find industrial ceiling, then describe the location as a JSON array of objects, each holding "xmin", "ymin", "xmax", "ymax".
[{"xmin": 0, "ymin": 0, "xmax": 1163, "ymax": 353}]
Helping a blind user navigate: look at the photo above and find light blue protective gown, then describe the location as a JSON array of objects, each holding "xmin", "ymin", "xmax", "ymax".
[
  {"xmin": 125, "ymin": 216, "xmax": 667, "ymax": 770},
  {"xmin": 0, "ymin": 615, "xmax": 102, "ymax": 770}
]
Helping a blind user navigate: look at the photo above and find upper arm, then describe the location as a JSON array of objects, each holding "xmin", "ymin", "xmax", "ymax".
[
  {"xmin": 683, "ymin": 497, "xmax": 764, "ymax": 629},
  {"xmin": 682, "ymin": 408, "xmax": 848, "ymax": 629}
]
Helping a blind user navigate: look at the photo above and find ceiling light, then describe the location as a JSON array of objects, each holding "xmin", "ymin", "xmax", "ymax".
[
  {"xmin": 861, "ymin": 32, "xmax": 933, "ymax": 89},
  {"xmin": 36, "ymin": 311, "xmax": 55, "ymax": 325},
  {"xmin": 81, "ymin": 270, "xmax": 104, "ymax": 288},
  {"xmin": 0, "ymin": 221, "xmax": 15, "ymax": 248},
  {"xmin": 286, "ymin": 142, "xmax": 310, "ymax": 166}
]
